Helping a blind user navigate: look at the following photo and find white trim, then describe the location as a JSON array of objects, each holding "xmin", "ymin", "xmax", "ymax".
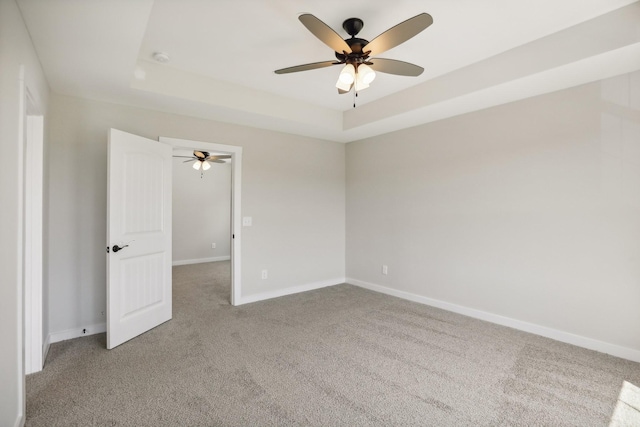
[
  {"xmin": 42, "ymin": 333, "xmax": 50, "ymax": 366},
  {"xmin": 13, "ymin": 415, "xmax": 24, "ymax": 427},
  {"xmin": 160, "ymin": 137, "xmax": 242, "ymax": 306},
  {"xmin": 16, "ymin": 65, "xmax": 26, "ymax": 426},
  {"xmin": 230, "ymin": 149, "xmax": 242, "ymax": 306},
  {"xmin": 23, "ymin": 97, "xmax": 44, "ymax": 375},
  {"xmin": 347, "ymin": 278, "xmax": 640, "ymax": 363},
  {"xmin": 237, "ymin": 277, "xmax": 345, "ymax": 305},
  {"xmin": 48, "ymin": 323, "xmax": 107, "ymax": 344},
  {"xmin": 172, "ymin": 256, "xmax": 230, "ymax": 266}
]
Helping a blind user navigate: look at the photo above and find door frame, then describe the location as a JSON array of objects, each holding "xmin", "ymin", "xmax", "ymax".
[
  {"xmin": 20, "ymin": 67, "xmax": 45, "ymax": 376},
  {"xmin": 23, "ymin": 90, "xmax": 44, "ymax": 374},
  {"xmin": 159, "ymin": 137, "xmax": 242, "ymax": 306}
]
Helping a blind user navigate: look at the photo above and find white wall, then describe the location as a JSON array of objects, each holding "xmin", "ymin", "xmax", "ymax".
[
  {"xmin": 47, "ymin": 94, "xmax": 345, "ymax": 334},
  {"xmin": 172, "ymin": 156, "xmax": 231, "ymax": 263},
  {"xmin": 346, "ymin": 72, "xmax": 640, "ymax": 357},
  {"xmin": 0, "ymin": 0, "xmax": 50, "ymax": 425}
]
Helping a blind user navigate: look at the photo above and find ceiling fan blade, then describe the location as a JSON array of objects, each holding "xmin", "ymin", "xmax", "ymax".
[
  {"xmin": 369, "ymin": 58, "xmax": 424, "ymax": 76},
  {"xmin": 363, "ymin": 13, "xmax": 433, "ymax": 57},
  {"xmin": 299, "ymin": 14, "xmax": 351, "ymax": 54},
  {"xmin": 183, "ymin": 159, "xmax": 195, "ymax": 163},
  {"xmin": 275, "ymin": 60, "xmax": 339, "ymax": 74},
  {"xmin": 205, "ymin": 155, "xmax": 232, "ymax": 161},
  {"xmin": 173, "ymin": 155, "xmax": 195, "ymax": 159},
  {"xmin": 210, "ymin": 160, "xmax": 226, "ymax": 164}
]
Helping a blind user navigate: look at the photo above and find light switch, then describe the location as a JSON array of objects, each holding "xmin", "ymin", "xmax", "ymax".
[{"xmin": 242, "ymin": 216, "xmax": 252, "ymax": 227}]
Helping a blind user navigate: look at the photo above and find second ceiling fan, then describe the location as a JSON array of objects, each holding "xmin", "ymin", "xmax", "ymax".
[
  {"xmin": 275, "ymin": 12, "xmax": 433, "ymax": 94},
  {"xmin": 174, "ymin": 150, "xmax": 231, "ymax": 177}
]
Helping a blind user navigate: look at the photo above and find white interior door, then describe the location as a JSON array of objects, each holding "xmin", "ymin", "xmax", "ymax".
[{"xmin": 107, "ymin": 129, "xmax": 172, "ymax": 349}]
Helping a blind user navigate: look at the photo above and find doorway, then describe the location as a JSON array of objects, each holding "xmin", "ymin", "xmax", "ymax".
[
  {"xmin": 160, "ymin": 137, "xmax": 242, "ymax": 306},
  {"xmin": 171, "ymin": 148, "xmax": 232, "ymax": 302}
]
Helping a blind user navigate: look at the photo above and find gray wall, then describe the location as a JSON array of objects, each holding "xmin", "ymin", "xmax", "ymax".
[
  {"xmin": 346, "ymin": 72, "xmax": 640, "ymax": 353},
  {"xmin": 172, "ymin": 157, "xmax": 231, "ymax": 263},
  {"xmin": 0, "ymin": 0, "xmax": 50, "ymax": 424},
  {"xmin": 47, "ymin": 94, "xmax": 346, "ymax": 335}
]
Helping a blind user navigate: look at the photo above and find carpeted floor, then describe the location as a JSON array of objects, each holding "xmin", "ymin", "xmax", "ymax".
[{"xmin": 26, "ymin": 261, "xmax": 640, "ymax": 426}]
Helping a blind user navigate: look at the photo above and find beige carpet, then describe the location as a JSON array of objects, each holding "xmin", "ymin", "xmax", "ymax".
[{"xmin": 26, "ymin": 261, "xmax": 640, "ymax": 426}]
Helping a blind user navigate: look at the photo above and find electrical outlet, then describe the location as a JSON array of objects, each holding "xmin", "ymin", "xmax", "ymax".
[
  {"xmin": 211, "ymin": 243, "xmax": 216, "ymax": 249},
  {"xmin": 382, "ymin": 265, "xmax": 388, "ymax": 275},
  {"xmin": 261, "ymin": 269, "xmax": 268, "ymax": 279}
]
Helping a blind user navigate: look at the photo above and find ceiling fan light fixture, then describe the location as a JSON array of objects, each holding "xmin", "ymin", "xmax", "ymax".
[
  {"xmin": 201, "ymin": 161, "xmax": 211, "ymax": 171},
  {"xmin": 335, "ymin": 78, "xmax": 351, "ymax": 92},
  {"xmin": 354, "ymin": 78, "xmax": 370, "ymax": 92},
  {"xmin": 192, "ymin": 161, "xmax": 201, "ymax": 170},
  {"xmin": 357, "ymin": 64, "xmax": 376, "ymax": 85},
  {"xmin": 355, "ymin": 70, "xmax": 372, "ymax": 91},
  {"xmin": 338, "ymin": 63, "xmax": 356, "ymax": 84}
]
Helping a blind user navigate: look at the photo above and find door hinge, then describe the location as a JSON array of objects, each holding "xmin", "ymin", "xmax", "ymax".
[{"xmin": 106, "ymin": 246, "xmax": 110, "ymax": 253}]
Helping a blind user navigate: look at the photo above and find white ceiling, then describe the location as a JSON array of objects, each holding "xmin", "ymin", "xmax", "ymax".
[{"xmin": 16, "ymin": 0, "xmax": 640, "ymax": 142}]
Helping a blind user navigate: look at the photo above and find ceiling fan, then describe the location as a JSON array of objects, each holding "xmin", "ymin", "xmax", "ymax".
[
  {"xmin": 174, "ymin": 150, "xmax": 231, "ymax": 176},
  {"xmin": 275, "ymin": 13, "xmax": 433, "ymax": 95}
]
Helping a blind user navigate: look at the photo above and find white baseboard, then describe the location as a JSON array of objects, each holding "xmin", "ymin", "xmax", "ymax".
[
  {"xmin": 347, "ymin": 277, "xmax": 640, "ymax": 363},
  {"xmin": 172, "ymin": 256, "xmax": 230, "ymax": 266},
  {"xmin": 238, "ymin": 277, "xmax": 345, "ymax": 305},
  {"xmin": 43, "ymin": 277, "xmax": 339, "ymax": 344},
  {"xmin": 48, "ymin": 322, "xmax": 106, "ymax": 344}
]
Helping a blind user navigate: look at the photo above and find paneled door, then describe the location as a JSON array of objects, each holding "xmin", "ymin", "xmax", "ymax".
[{"xmin": 107, "ymin": 129, "xmax": 172, "ymax": 349}]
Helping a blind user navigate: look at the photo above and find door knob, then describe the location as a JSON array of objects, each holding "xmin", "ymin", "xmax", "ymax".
[{"xmin": 112, "ymin": 244, "xmax": 129, "ymax": 253}]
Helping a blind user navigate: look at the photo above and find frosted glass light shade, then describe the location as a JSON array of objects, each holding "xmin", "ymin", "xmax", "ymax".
[
  {"xmin": 354, "ymin": 77, "xmax": 370, "ymax": 91},
  {"xmin": 338, "ymin": 64, "xmax": 355, "ymax": 84},
  {"xmin": 355, "ymin": 82, "xmax": 369, "ymax": 91},
  {"xmin": 201, "ymin": 161, "xmax": 211, "ymax": 171},
  {"xmin": 335, "ymin": 78, "xmax": 351, "ymax": 92},
  {"xmin": 358, "ymin": 64, "xmax": 376, "ymax": 85},
  {"xmin": 192, "ymin": 161, "xmax": 201, "ymax": 170}
]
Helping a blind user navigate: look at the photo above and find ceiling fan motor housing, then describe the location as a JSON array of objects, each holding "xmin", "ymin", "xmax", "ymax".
[
  {"xmin": 335, "ymin": 17, "xmax": 370, "ymax": 63},
  {"xmin": 335, "ymin": 37, "xmax": 370, "ymax": 62}
]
